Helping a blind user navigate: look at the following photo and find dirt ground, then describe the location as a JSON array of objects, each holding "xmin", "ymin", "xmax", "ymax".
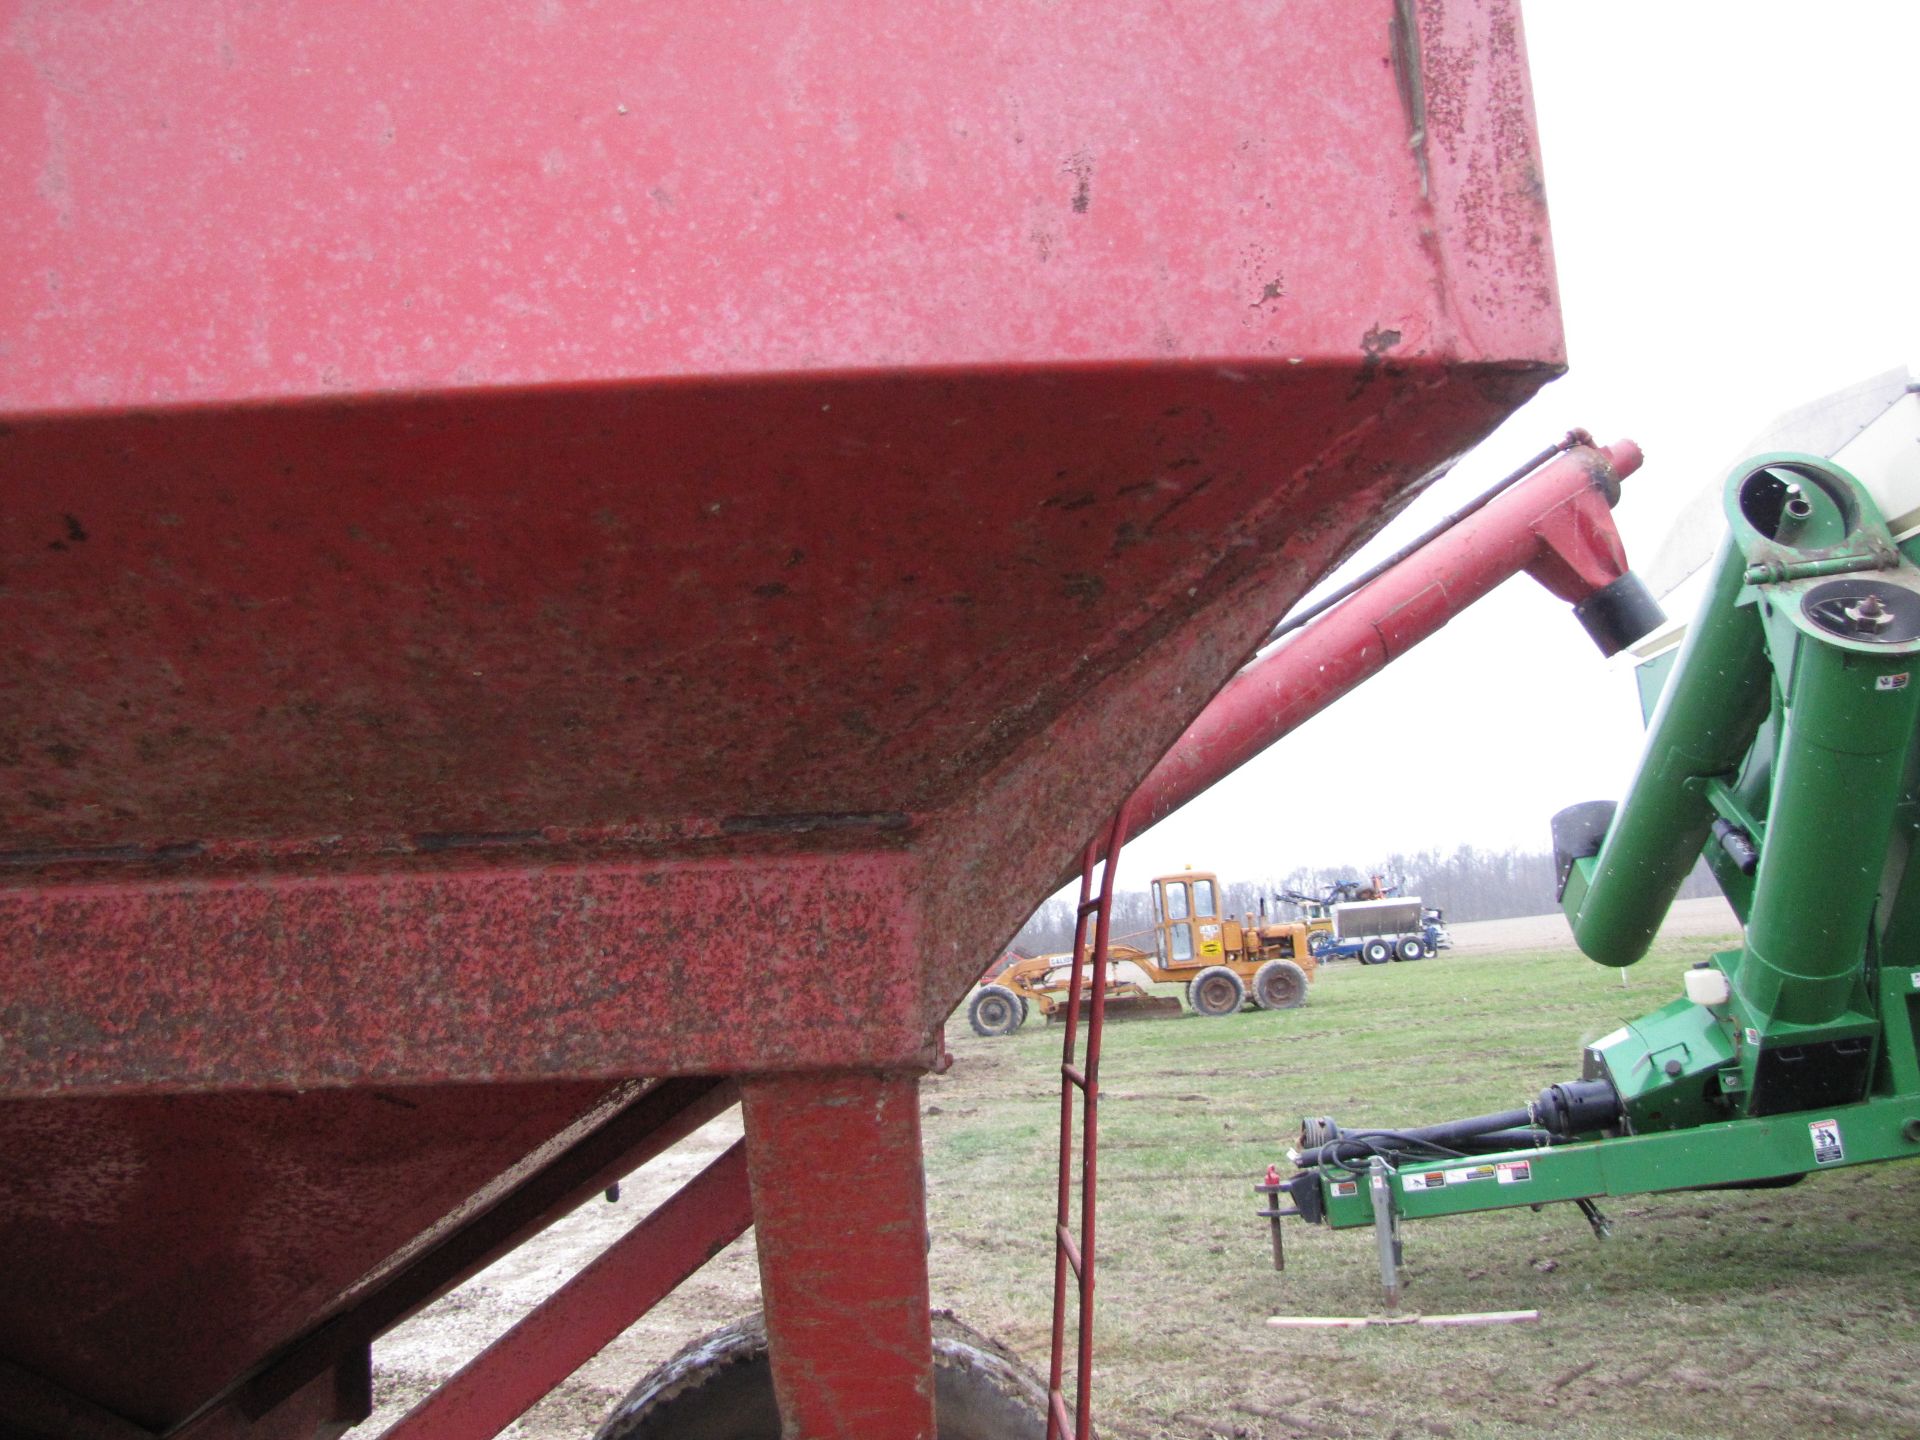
[
  {"xmin": 360, "ymin": 897, "xmax": 1745, "ymax": 1439},
  {"xmin": 1443, "ymin": 894, "xmax": 1738, "ymax": 954}
]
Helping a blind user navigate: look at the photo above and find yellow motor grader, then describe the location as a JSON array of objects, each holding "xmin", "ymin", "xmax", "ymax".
[{"xmin": 967, "ymin": 869, "xmax": 1317, "ymax": 1036}]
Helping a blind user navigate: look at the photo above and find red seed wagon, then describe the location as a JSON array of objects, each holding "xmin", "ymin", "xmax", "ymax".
[{"xmin": 3, "ymin": 3, "xmax": 1568, "ymax": 1436}]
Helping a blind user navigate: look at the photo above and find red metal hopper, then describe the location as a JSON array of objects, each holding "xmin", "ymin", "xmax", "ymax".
[{"xmin": 1, "ymin": 4, "xmax": 1562, "ymax": 1436}]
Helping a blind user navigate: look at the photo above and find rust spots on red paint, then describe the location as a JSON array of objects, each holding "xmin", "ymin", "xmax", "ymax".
[
  {"xmin": 743, "ymin": 1072, "xmax": 937, "ymax": 1439},
  {"xmin": 1416, "ymin": 0, "xmax": 1557, "ymax": 323}
]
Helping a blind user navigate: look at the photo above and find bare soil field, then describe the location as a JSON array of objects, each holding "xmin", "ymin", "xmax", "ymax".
[
  {"xmin": 362, "ymin": 899, "xmax": 1920, "ymax": 1439},
  {"xmin": 1444, "ymin": 895, "xmax": 1739, "ymax": 955}
]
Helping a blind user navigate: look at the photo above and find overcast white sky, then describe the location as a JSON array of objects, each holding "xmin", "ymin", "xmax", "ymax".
[{"xmin": 1118, "ymin": 1, "xmax": 1920, "ymax": 891}]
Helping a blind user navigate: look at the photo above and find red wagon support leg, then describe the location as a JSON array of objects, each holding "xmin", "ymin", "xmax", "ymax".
[
  {"xmin": 742, "ymin": 1072, "xmax": 938, "ymax": 1440},
  {"xmin": 377, "ymin": 1141, "xmax": 753, "ymax": 1440}
]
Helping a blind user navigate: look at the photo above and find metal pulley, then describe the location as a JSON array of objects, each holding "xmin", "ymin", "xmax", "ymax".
[{"xmin": 1801, "ymin": 578, "xmax": 1920, "ymax": 642}]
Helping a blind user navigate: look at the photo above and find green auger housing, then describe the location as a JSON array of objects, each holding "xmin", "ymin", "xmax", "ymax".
[
  {"xmin": 1561, "ymin": 454, "xmax": 1920, "ymax": 1131},
  {"xmin": 1267, "ymin": 432, "xmax": 1920, "ymax": 1287}
]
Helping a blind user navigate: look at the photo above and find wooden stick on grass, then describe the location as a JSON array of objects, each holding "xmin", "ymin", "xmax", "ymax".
[{"xmin": 1265, "ymin": 1309, "xmax": 1540, "ymax": 1329}]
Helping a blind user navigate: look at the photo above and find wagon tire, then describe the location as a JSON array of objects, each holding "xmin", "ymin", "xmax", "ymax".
[
  {"xmin": 1307, "ymin": 929, "xmax": 1332, "ymax": 957},
  {"xmin": 595, "ymin": 1311, "xmax": 1049, "ymax": 1440},
  {"xmin": 968, "ymin": 984, "xmax": 1024, "ymax": 1037},
  {"xmin": 1360, "ymin": 938, "xmax": 1393, "ymax": 966},
  {"xmin": 1186, "ymin": 965, "xmax": 1245, "ymax": 1017},
  {"xmin": 1394, "ymin": 936, "xmax": 1428, "ymax": 962},
  {"xmin": 1251, "ymin": 959, "xmax": 1308, "ymax": 1010}
]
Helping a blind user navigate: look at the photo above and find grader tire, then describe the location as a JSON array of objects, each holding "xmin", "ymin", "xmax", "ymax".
[
  {"xmin": 1186, "ymin": 965, "xmax": 1245, "ymax": 1017},
  {"xmin": 1251, "ymin": 959, "xmax": 1308, "ymax": 1010},
  {"xmin": 967, "ymin": 984, "xmax": 1024, "ymax": 1038},
  {"xmin": 595, "ymin": 1312, "xmax": 1048, "ymax": 1440}
]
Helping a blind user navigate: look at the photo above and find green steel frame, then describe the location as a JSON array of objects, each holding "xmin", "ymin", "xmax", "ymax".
[{"xmin": 1290, "ymin": 447, "xmax": 1920, "ymax": 1253}]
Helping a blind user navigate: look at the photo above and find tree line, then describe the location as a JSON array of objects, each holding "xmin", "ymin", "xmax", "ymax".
[{"xmin": 1010, "ymin": 843, "xmax": 1720, "ymax": 955}]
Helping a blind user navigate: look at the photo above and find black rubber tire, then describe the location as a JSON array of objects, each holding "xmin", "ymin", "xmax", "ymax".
[
  {"xmin": 1306, "ymin": 928, "xmax": 1332, "ymax": 957},
  {"xmin": 1359, "ymin": 938, "xmax": 1392, "ymax": 966},
  {"xmin": 1394, "ymin": 936, "xmax": 1427, "ymax": 962},
  {"xmin": 1251, "ymin": 959, "xmax": 1308, "ymax": 1010},
  {"xmin": 1186, "ymin": 965, "xmax": 1245, "ymax": 1017},
  {"xmin": 595, "ymin": 1312, "xmax": 1048, "ymax": 1440},
  {"xmin": 967, "ymin": 984, "xmax": 1024, "ymax": 1037}
]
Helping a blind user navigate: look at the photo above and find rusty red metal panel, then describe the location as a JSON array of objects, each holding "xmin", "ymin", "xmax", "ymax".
[
  {"xmin": 742, "ymin": 1073, "xmax": 936, "ymax": 1440},
  {"xmin": 378, "ymin": 1141, "xmax": 752, "ymax": 1440},
  {"xmin": 0, "ymin": 1358, "xmax": 158, "ymax": 1440},
  {"xmin": 0, "ymin": 2, "xmax": 1571, "ymax": 1434},
  {"xmin": 3, "ymin": 366, "xmax": 1521, "ymax": 856},
  {"xmin": 906, "ymin": 369, "xmax": 1556, "ymax": 1013},
  {"xmin": 0, "ymin": 2, "xmax": 1557, "ymax": 413},
  {"xmin": 0, "ymin": 1080, "xmax": 632, "ymax": 1427},
  {"xmin": 0, "ymin": 851, "xmax": 926, "ymax": 1095},
  {"xmin": 1, "ymin": 367, "xmax": 1550, "ymax": 1099},
  {"xmin": 1, "ymin": 1078, "xmax": 735, "ymax": 1440},
  {"xmin": 2, "ymin": 0, "xmax": 1569, "ymax": 1110},
  {"xmin": 176, "ymin": 1079, "xmax": 739, "ymax": 1440}
]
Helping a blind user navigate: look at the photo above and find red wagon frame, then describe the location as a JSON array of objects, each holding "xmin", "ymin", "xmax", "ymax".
[{"xmin": 3, "ymin": 4, "xmax": 1579, "ymax": 1436}]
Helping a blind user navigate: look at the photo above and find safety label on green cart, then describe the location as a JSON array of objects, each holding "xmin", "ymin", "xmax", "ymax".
[
  {"xmin": 1809, "ymin": 1118, "xmax": 1844, "ymax": 1165},
  {"xmin": 1404, "ymin": 1164, "xmax": 1497, "ymax": 1192}
]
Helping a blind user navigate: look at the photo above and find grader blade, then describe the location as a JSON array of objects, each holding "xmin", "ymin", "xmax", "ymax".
[{"xmin": 1096, "ymin": 993, "xmax": 1187, "ymax": 1023}]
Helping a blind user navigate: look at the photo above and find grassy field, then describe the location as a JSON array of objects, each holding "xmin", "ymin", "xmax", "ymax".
[{"xmin": 920, "ymin": 937, "xmax": 1920, "ymax": 1440}]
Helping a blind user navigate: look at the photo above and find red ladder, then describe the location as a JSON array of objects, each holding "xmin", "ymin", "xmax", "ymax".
[{"xmin": 1045, "ymin": 798, "xmax": 1132, "ymax": 1440}]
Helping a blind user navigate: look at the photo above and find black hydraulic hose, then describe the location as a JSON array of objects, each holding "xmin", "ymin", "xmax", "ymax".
[
  {"xmin": 1358, "ymin": 1107, "xmax": 1533, "ymax": 1147},
  {"xmin": 1300, "ymin": 1126, "xmax": 1556, "ymax": 1172},
  {"xmin": 1448, "ymin": 1128, "xmax": 1554, "ymax": 1153},
  {"xmin": 1295, "ymin": 1109, "xmax": 1547, "ymax": 1169},
  {"xmin": 1411, "ymin": 1107, "xmax": 1536, "ymax": 1144},
  {"xmin": 1307, "ymin": 1132, "xmax": 1465, "ymax": 1173}
]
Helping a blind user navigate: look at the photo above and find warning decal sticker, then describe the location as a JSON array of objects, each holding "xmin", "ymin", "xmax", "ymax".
[
  {"xmin": 1330, "ymin": 1180, "xmax": 1359, "ymax": 1198},
  {"xmin": 1495, "ymin": 1160, "xmax": 1533, "ymax": 1185},
  {"xmin": 1809, "ymin": 1118, "xmax": 1844, "ymax": 1165},
  {"xmin": 1404, "ymin": 1165, "xmax": 1498, "ymax": 1192}
]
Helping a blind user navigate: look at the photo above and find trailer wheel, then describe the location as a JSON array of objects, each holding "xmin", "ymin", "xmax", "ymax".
[
  {"xmin": 1186, "ymin": 965, "xmax": 1245, "ymax": 1017},
  {"xmin": 1251, "ymin": 959, "xmax": 1308, "ymax": 1010},
  {"xmin": 1306, "ymin": 929, "xmax": 1332, "ymax": 957},
  {"xmin": 1394, "ymin": 936, "xmax": 1428, "ymax": 962},
  {"xmin": 967, "ymin": 984, "xmax": 1024, "ymax": 1037},
  {"xmin": 595, "ymin": 1311, "xmax": 1048, "ymax": 1440},
  {"xmin": 1359, "ymin": 938, "xmax": 1392, "ymax": 965}
]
